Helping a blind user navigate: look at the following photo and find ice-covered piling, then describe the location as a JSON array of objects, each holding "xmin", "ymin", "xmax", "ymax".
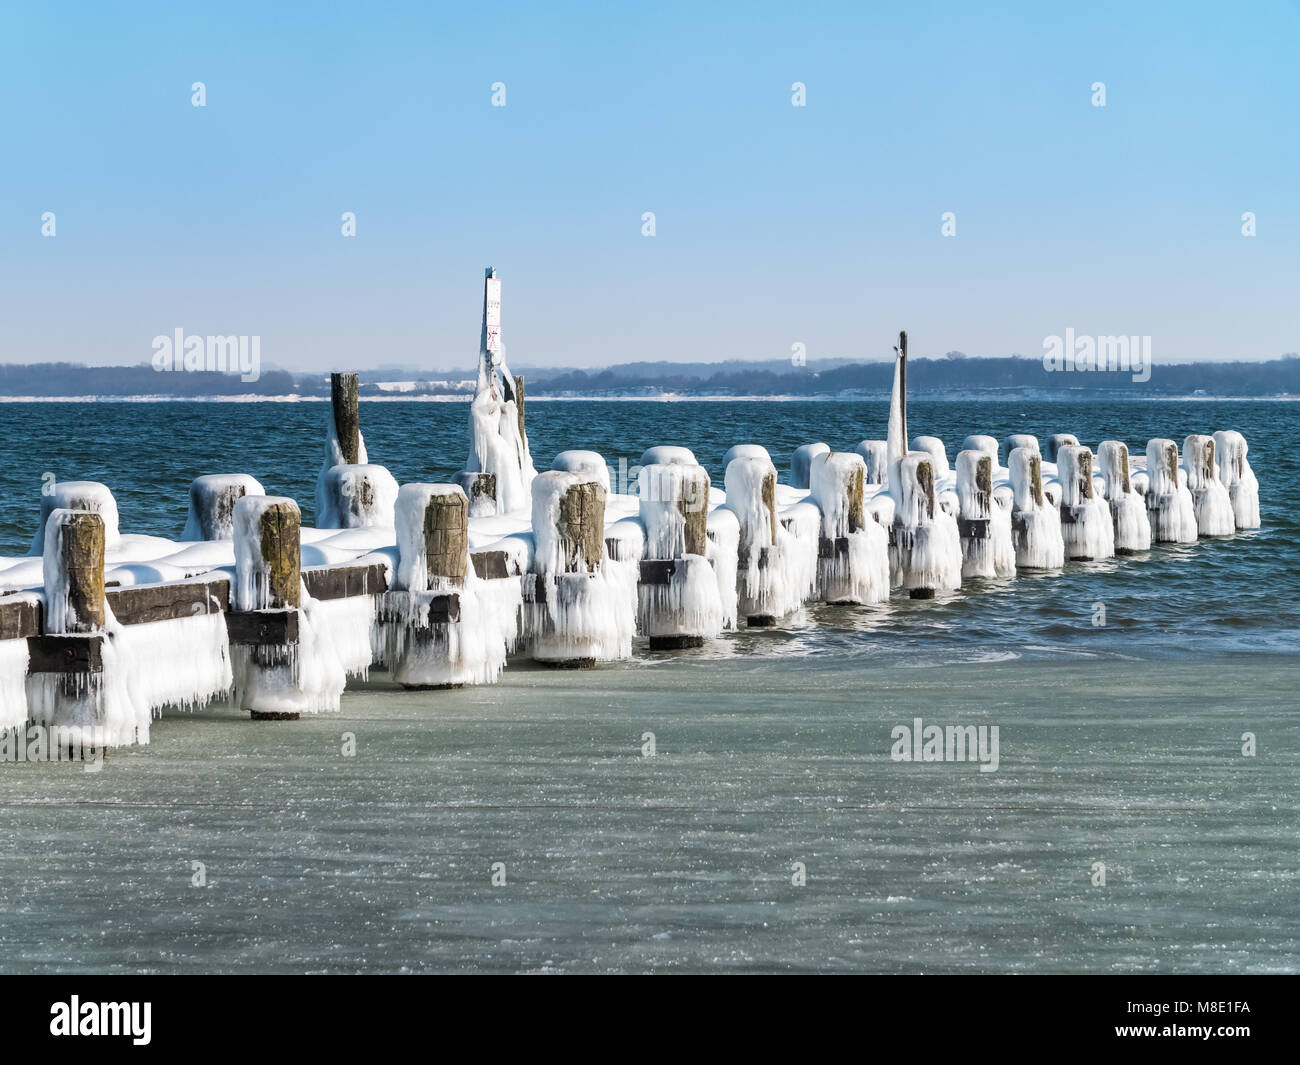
[
  {"xmin": 454, "ymin": 471, "xmax": 498, "ymax": 518},
  {"xmin": 318, "ymin": 463, "xmax": 399, "ymax": 529},
  {"xmin": 1212, "ymin": 430, "xmax": 1260, "ymax": 530},
  {"xmin": 1056, "ymin": 445, "xmax": 1115, "ymax": 561},
  {"xmin": 1001, "ymin": 434, "xmax": 1039, "ymax": 466},
  {"xmin": 30, "ymin": 481, "xmax": 120, "ymax": 555},
  {"xmin": 527, "ymin": 471, "xmax": 633, "ymax": 666},
  {"xmin": 855, "ymin": 441, "xmax": 889, "ymax": 486},
  {"xmin": 381, "ymin": 484, "xmax": 516, "ymax": 688},
  {"xmin": 1183, "ymin": 435, "xmax": 1235, "ymax": 537},
  {"xmin": 230, "ymin": 496, "xmax": 344, "ymax": 719},
  {"xmin": 725, "ymin": 456, "xmax": 803, "ymax": 625},
  {"xmin": 26, "ymin": 510, "xmax": 122, "ymax": 748},
  {"xmin": 464, "ymin": 269, "xmax": 537, "ymax": 515},
  {"xmin": 809, "ymin": 452, "xmax": 889, "ymax": 603},
  {"xmin": 182, "ymin": 474, "xmax": 265, "ymax": 541},
  {"xmin": 640, "ymin": 445, "xmax": 697, "ymax": 467},
  {"xmin": 637, "ymin": 462, "xmax": 722, "ymax": 648},
  {"xmin": 330, "ymin": 372, "xmax": 361, "ymax": 465},
  {"xmin": 1145, "ymin": 439, "xmax": 1198, "ymax": 543},
  {"xmin": 1046, "ymin": 434, "xmax": 1079, "ymax": 464},
  {"xmin": 956, "ymin": 450, "xmax": 1015, "ymax": 579},
  {"xmin": 891, "ymin": 454, "xmax": 962, "ymax": 597},
  {"xmin": 909, "ymin": 437, "xmax": 950, "ymax": 480},
  {"xmin": 1008, "ymin": 448, "xmax": 1064, "ymax": 570},
  {"xmin": 552, "ymin": 450, "xmax": 612, "ymax": 492},
  {"xmin": 1097, "ymin": 441, "xmax": 1151, "ymax": 554},
  {"xmin": 790, "ymin": 443, "xmax": 830, "ymax": 490}
]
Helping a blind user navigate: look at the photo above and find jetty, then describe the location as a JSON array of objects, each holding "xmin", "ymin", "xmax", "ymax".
[{"xmin": 0, "ymin": 271, "xmax": 1263, "ymax": 749}]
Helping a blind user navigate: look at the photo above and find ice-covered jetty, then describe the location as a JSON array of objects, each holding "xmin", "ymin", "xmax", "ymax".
[{"xmin": 0, "ymin": 289, "xmax": 1264, "ymax": 750}]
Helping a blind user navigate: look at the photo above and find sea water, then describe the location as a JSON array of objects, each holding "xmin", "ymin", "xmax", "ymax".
[{"xmin": 0, "ymin": 398, "xmax": 1296, "ymax": 972}]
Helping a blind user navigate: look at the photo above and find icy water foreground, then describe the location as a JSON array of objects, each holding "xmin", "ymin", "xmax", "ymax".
[{"xmin": 1, "ymin": 651, "xmax": 1296, "ymax": 974}]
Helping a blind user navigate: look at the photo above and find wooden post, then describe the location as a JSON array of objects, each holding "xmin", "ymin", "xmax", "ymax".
[
  {"xmin": 45, "ymin": 510, "xmax": 106, "ymax": 634},
  {"xmin": 256, "ymin": 501, "xmax": 301, "ymax": 609},
  {"xmin": 330, "ymin": 372, "xmax": 361, "ymax": 465},
  {"xmin": 422, "ymin": 490, "xmax": 468, "ymax": 587},
  {"xmin": 558, "ymin": 481, "xmax": 606, "ymax": 571},
  {"xmin": 514, "ymin": 374, "xmax": 526, "ymax": 446},
  {"xmin": 898, "ymin": 330, "xmax": 908, "ymax": 448},
  {"xmin": 454, "ymin": 471, "xmax": 498, "ymax": 517}
]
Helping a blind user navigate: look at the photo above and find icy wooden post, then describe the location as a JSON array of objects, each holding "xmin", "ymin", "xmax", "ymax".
[
  {"xmin": 184, "ymin": 474, "xmax": 265, "ymax": 541},
  {"xmin": 731, "ymin": 458, "xmax": 780, "ymax": 625},
  {"xmin": 513, "ymin": 375, "xmax": 526, "ymax": 446},
  {"xmin": 1046, "ymin": 434, "xmax": 1079, "ymax": 464},
  {"xmin": 809, "ymin": 451, "xmax": 889, "ymax": 605},
  {"xmin": 637, "ymin": 463, "xmax": 720, "ymax": 649},
  {"xmin": 956, "ymin": 450, "xmax": 995, "ymax": 578},
  {"xmin": 33, "ymin": 510, "xmax": 109, "ymax": 748},
  {"xmin": 892, "ymin": 454, "xmax": 960, "ymax": 598},
  {"xmin": 1145, "ymin": 438, "xmax": 1198, "ymax": 543},
  {"xmin": 319, "ymin": 463, "xmax": 399, "ymax": 528},
  {"xmin": 855, "ymin": 440, "xmax": 889, "ymax": 486},
  {"xmin": 1057, "ymin": 445, "xmax": 1114, "ymax": 561},
  {"xmin": 1211, "ymin": 430, "xmax": 1260, "ymax": 530},
  {"xmin": 455, "ymin": 471, "xmax": 498, "ymax": 517},
  {"xmin": 330, "ymin": 372, "xmax": 361, "ymax": 465},
  {"xmin": 557, "ymin": 481, "xmax": 605, "ymax": 571},
  {"xmin": 45, "ymin": 511, "xmax": 106, "ymax": 634},
  {"xmin": 231, "ymin": 497, "xmax": 302, "ymax": 721},
  {"xmin": 1009, "ymin": 448, "xmax": 1064, "ymax": 570},
  {"xmin": 1183, "ymin": 434, "xmax": 1234, "ymax": 537},
  {"xmin": 1097, "ymin": 441, "xmax": 1150, "ymax": 554},
  {"xmin": 382, "ymin": 485, "xmax": 475, "ymax": 689}
]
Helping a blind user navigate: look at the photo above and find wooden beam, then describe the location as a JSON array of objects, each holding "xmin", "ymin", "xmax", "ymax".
[{"xmin": 106, "ymin": 576, "xmax": 230, "ymax": 625}]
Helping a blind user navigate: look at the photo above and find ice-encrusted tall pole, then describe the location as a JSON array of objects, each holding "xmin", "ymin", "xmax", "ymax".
[
  {"xmin": 886, "ymin": 330, "xmax": 908, "ymax": 493},
  {"xmin": 462, "ymin": 268, "xmax": 537, "ymax": 515}
]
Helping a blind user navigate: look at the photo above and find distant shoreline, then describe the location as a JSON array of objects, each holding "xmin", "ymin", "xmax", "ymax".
[{"xmin": 0, "ymin": 393, "xmax": 1295, "ymax": 404}]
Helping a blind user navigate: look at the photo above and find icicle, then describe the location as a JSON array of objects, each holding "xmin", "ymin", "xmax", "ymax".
[
  {"xmin": 1183, "ymin": 435, "xmax": 1235, "ymax": 537},
  {"xmin": 855, "ymin": 440, "xmax": 890, "ymax": 486},
  {"xmin": 1008, "ymin": 447, "xmax": 1064, "ymax": 570},
  {"xmin": 1097, "ymin": 441, "xmax": 1151, "ymax": 553},
  {"xmin": 789, "ymin": 443, "xmax": 830, "ymax": 490},
  {"xmin": 1057, "ymin": 445, "xmax": 1115, "ymax": 560},
  {"xmin": 1212, "ymin": 430, "xmax": 1260, "ymax": 530},
  {"xmin": 1145, "ymin": 438, "xmax": 1198, "ymax": 543},
  {"xmin": 808, "ymin": 451, "xmax": 889, "ymax": 603}
]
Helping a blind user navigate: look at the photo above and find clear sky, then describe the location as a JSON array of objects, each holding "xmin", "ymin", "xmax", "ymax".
[{"xmin": 2, "ymin": 0, "xmax": 1295, "ymax": 372}]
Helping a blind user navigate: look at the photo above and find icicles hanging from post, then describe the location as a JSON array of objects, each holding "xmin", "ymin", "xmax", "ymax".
[
  {"xmin": 27, "ymin": 509, "xmax": 131, "ymax": 749},
  {"xmin": 1008, "ymin": 447, "xmax": 1064, "ymax": 570},
  {"xmin": 183, "ymin": 474, "xmax": 265, "ymax": 541},
  {"xmin": 463, "ymin": 268, "xmax": 537, "ymax": 515},
  {"xmin": 230, "ymin": 496, "xmax": 345, "ymax": 719},
  {"xmin": 1145, "ymin": 438, "xmax": 1198, "ymax": 543},
  {"xmin": 855, "ymin": 440, "xmax": 889, "ymax": 486},
  {"xmin": 379, "ymin": 484, "xmax": 517, "ymax": 688},
  {"xmin": 789, "ymin": 443, "xmax": 829, "ymax": 491},
  {"xmin": 891, "ymin": 454, "xmax": 962, "ymax": 597},
  {"xmin": 525, "ymin": 471, "xmax": 632, "ymax": 666},
  {"xmin": 809, "ymin": 451, "xmax": 890, "ymax": 604},
  {"xmin": 1097, "ymin": 441, "xmax": 1151, "ymax": 554},
  {"xmin": 724, "ymin": 455, "xmax": 804, "ymax": 625},
  {"xmin": 1211, "ymin": 430, "xmax": 1260, "ymax": 530},
  {"xmin": 1056, "ymin": 445, "xmax": 1115, "ymax": 561},
  {"xmin": 1183, "ymin": 435, "xmax": 1235, "ymax": 537},
  {"xmin": 956, "ymin": 449, "xmax": 1015, "ymax": 579},
  {"xmin": 30, "ymin": 481, "xmax": 120, "ymax": 556},
  {"xmin": 636, "ymin": 462, "xmax": 722, "ymax": 648}
]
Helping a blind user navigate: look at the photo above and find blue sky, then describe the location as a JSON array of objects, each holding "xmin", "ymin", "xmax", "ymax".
[{"xmin": 2, "ymin": 0, "xmax": 1296, "ymax": 372}]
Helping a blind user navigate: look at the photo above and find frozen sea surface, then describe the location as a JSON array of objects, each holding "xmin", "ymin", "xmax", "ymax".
[{"xmin": 1, "ymin": 652, "xmax": 1295, "ymax": 973}]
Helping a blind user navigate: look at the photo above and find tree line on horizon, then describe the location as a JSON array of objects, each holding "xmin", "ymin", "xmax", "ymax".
[{"xmin": 0, "ymin": 356, "xmax": 1296, "ymax": 397}]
